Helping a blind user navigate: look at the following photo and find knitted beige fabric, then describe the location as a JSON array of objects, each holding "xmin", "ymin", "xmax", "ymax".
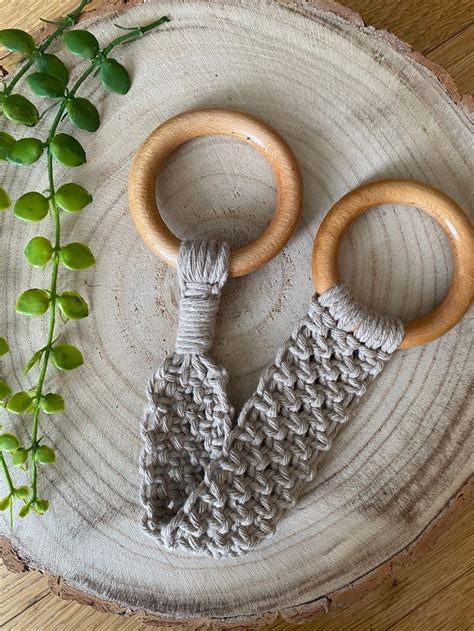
[{"xmin": 140, "ymin": 241, "xmax": 404, "ymax": 557}]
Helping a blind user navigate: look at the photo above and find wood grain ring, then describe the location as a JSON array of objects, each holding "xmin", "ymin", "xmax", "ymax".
[
  {"xmin": 128, "ymin": 108, "xmax": 303, "ymax": 277},
  {"xmin": 312, "ymin": 179, "xmax": 473, "ymax": 349}
]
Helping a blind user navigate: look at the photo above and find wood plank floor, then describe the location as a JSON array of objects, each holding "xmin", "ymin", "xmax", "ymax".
[{"xmin": 0, "ymin": 0, "xmax": 473, "ymax": 628}]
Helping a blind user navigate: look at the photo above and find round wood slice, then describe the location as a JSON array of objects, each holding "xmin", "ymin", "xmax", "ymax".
[{"xmin": 1, "ymin": 0, "xmax": 472, "ymax": 626}]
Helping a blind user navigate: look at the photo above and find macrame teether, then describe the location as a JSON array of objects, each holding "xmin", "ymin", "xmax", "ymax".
[
  {"xmin": 141, "ymin": 243, "xmax": 403, "ymax": 556},
  {"xmin": 129, "ymin": 110, "xmax": 473, "ymax": 556}
]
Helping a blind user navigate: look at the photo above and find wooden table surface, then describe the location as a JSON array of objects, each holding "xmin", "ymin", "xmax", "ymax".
[{"xmin": 0, "ymin": 1, "xmax": 472, "ymax": 629}]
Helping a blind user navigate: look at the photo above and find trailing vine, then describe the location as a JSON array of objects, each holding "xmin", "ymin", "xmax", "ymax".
[{"xmin": 0, "ymin": 1, "xmax": 169, "ymax": 523}]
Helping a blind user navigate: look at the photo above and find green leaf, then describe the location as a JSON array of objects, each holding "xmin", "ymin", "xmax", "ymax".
[
  {"xmin": 16, "ymin": 288, "xmax": 50, "ymax": 316},
  {"xmin": 0, "ymin": 29, "xmax": 35, "ymax": 55},
  {"xmin": 3, "ymin": 94, "xmax": 39, "ymax": 127},
  {"xmin": 19, "ymin": 504, "xmax": 30, "ymax": 517},
  {"xmin": 52, "ymin": 343, "xmax": 84, "ymax": 371},
  {"xmin": 54, "ymin": 182, "xmax": 92, "ymax": 212},
  {"xmin": 35, "ymin": 445, "xmax": 56, "ymax": 465},
  {"xmin": 0, "ymin": 433, "xmax": 20, "ymax": 451},
  {"xmin": 40, "ymin": 392, "xmax": 64, "ymax": 414},
  {"xmin": 13, "ymin": 485, "xmax": 29, "ymax": 499},
  {"xmin": 11, "ymin": 448, "xmax": 28, "ymax": 467},
  {"xmin": 67, "ymin": 97, "xmax": 100, "ymax": 132},
  {"xmin": 40, "ymin": 393, "xmax": 65, "ymax": 414},
  {"xmin": 49, "ymin": 133, "xmax": 86, "ymax": 167},
  {"xmin": 0, "ymin": 187, "xmax": 11, "ymax": 211},
  {"xmin": 0, "ymin": 380, "xmax": 12, "ymax": 401},
  {"xmin": 58, "ymin": 291, "xmax": 89, "ymax": 320},
  {"xmin": 24, "ymin": 236, "xmax": 53, "ymax": 268},
  {"xmin": 7, "ymin": 137, "xmax": 44, "ymax": 165},
  {"xmin": 6, "ymin": 391, "xmax": 32, "ymax": 414},
  {"xmin": 0, "ymin": 337, "xmax": 8, "ymax": 356},
  {"xmin": 99, "ymin": 58, "xmax": 130, "ymax": 94},
  {"xmin": 36, "ymin": 53, "xmax": 68, "ymax": 86},
  {"xmin": 0, "ymin": 131, "xmax": 15, "ymax": 160},
  {"xmin": 27, "ymin": 72, "xmax": 65, "ymax": 98},
  {"xmin": 26, "ymin": 399, "xmax": 38, "ymax": 414},
  {"xmin": 63, "ymin": 30, "xmax": 99, "ymax": 59},
  {"xmin": 23, "ymin": 348, "xmax": 45, "ymax": 375},
  {"xmin": 33, "ymin": 498, "xmax": 49, "ymax": 514},
  {"xmin": 14, "ymin": 191, "xmax": 49, "ymax": 222},
  {"xmin": 59, "ymin": 242, "xmax": 95, "ymax": 270},
  {"xmin": 0, "ymin": 496, "xmax": 11, "ymax": 511}
]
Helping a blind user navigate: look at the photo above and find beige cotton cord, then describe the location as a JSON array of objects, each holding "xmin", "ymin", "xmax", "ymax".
[{"xmin": 140, "ymin": 240, "xmax": 404, "ymax": 557}]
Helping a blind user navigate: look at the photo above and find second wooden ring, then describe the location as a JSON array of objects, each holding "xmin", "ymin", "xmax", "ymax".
[
  {"xmin": 128, "ymin": 108, "xmax": 303, "ymax": 277},
  {"xmin": 312, "ymin": 179, "xmax": 473, "ymax": 349}
]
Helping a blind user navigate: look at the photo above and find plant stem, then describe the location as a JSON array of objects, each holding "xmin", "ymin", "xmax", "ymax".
[
  {"xmin": 4, "ymin": 0, "xmax": 91, "ymax": 96},
  {"xmin": 29, "ymin": 151, "xmax": 60, "ymax": 503},
  {"xmin": 0, "ymin": 453, "xmax": 14, "ymax": 492},
  {"xmin": 102, "ymin": 16, "xmax": 170, "ymax": 54},
  {"xmin": 27, "ymin": 15, "xmax": 170, "ymax": 503},
  {"xmin": 1, "ymin": 453, "xmax": 14, "ymax": 526}
]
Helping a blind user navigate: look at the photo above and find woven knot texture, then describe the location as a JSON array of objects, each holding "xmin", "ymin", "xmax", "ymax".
[
  {"xmin": 176, "ymin": 240, "xmax": 229, "ymax": 355},
  {"xmin": 140, "ymin": 241, "xmax": 404, "ymax": 556}
]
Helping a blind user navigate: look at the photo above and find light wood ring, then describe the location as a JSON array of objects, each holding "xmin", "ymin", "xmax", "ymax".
[
  {"xmin": 128, "ymin": 108, "xmax": 303, "ymax": 277},
  {"xmin": 312, "ymin": 179, "xmax": 473, "ymax": 349}
]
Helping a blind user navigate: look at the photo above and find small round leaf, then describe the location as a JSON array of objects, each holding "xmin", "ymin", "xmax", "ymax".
[
  {"xmin": 58, "ymin": 291, "xmax": 89, "ymax": 320},
  {"xmin": 13, "ymin": 485, "xmax": 29, "ymax": 499},
  {"xmin": 24, "ymin": 236, "xmax": 53, "ymax": 268},
  {"xmin": 0, "ymin": 337, "xmax": 8, "ymax": 357},
  {"xmin": 35, "ymin": 445, "xmax": 56, "ymax": 465},
  {"xmin": 6, "ymin": 391, "xmax": 32, "ymax": 414},
  {"xmin": 7, "ymin": 137, "xmax": 44, "ymax": 165},
  {"xmin": 99, "ymin": 58, "xmax": 130, "ymax": 94},
  {"xmin": 14, "ymin": 191, "xmax": 49, "ymax": 222},
  {"xmin": 59, "ymin": 242, "xmax": 95, "ymax": 270},
  {"xmin": 0, "ymin": 131, "xmax": 15, "ymax": 160},
  {"xmin": 34, "ymin": 498, "xmax": 49, "ymax": 514},
  {"xmin": 3, "ymin": 94, "xmax": 39, "ymax": 127},
  {"xmin": 67, "ymin": 97, "xmax": 100, "ymax": 132},
  {"xmin": 63, "ymin": 30, "xmax": 99, "ymax": 59},
  {"xmin": 55, "ymin": 183, "xmax": 92, "ymax": 212},
  {"xmin": 40, "ymin": 393, "xmax": 65, "ymax": 414},
  {"xmin": 0, "ymin": 187, "xmax": 11, "ymax": 211},
  {"xmin": 36, "ymin": 53, "xmax": 69, "ymax": 86},
  {"xmin": 0, "ymin": 29, "xmax": 35, "ymax": 55},
  {"xmin": 40, "ymin": 393, "xmax": 65, "ymax": 415},
  {"xmin": 0, "ymin": 433, "xmax": 20, "ymax": 451},
  {"xmin": 11, "ymin": 448, "xmax": 29, "ymax": 467},
  {"xmin": 52, "ymin": 343, "xmax": 84, "ymax": 371},
  {"xmin": 0, "ymin": 379, "xmax": 12, "ymax": 401},
  {"xmin": 0, "ymin": 496, "xmax": 11, "ymax": 511},
  {"xmin": 27, "ymin": 72, "xmax": 65, "ymax": 98},
  {"xmin": 49, "ymin": 133, "xmax": 86, "ymax": 167},
  {"xmin": 16, "ymin": 288, "xmax": 50, "ymax": 316},
  {"xmin": 19, "ymin": 504, "xmax": 30, "ymax": 518}
]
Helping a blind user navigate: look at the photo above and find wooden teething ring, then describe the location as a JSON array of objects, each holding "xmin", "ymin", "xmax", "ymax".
[
  {"xmin": 312, "ymin": 179, "xmax": 474, "ymax": 349},
  {"xmin": 128, "ymin": 108, "xmax": 303, "ymax": 277}
]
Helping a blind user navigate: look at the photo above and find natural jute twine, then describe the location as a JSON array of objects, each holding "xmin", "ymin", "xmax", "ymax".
[{"xmin": 140, "ymin": 240, "xmax": 404, "ymax": 556}]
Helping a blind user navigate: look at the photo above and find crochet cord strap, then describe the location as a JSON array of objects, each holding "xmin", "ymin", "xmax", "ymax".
[{"xmin": 140, "ymin": 241, "xmax": 404, "ymax": 557}]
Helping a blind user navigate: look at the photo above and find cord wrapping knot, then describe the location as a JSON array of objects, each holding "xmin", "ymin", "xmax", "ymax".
[
  {"xmin": 175, "ymin": 240, "xmax": 229, "ymax": 355},
  {"xmin": 318, "ymin": 283, "xmax": 404, "ymax": 353}
]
